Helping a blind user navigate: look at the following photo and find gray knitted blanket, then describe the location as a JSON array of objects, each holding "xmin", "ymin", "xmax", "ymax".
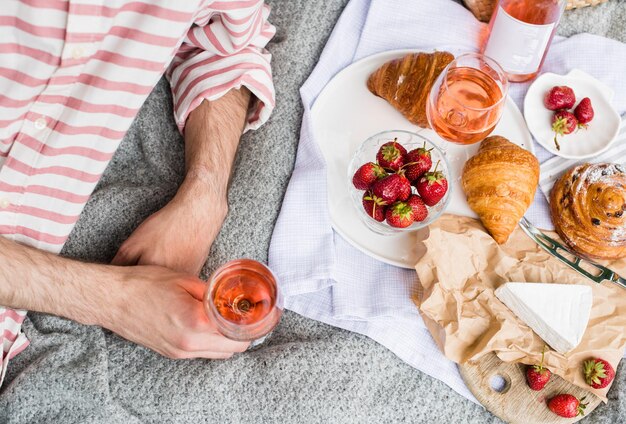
[{"xmin": 1, "ymin": 1, "xmax": 625, "ymax": 422}]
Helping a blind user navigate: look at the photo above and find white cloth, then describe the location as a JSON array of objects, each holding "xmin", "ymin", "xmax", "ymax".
[{"xmin": 269, "ymin": 0, "xmax": 626, "ymax": 403}]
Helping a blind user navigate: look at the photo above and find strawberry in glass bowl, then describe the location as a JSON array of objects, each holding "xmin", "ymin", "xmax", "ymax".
[{"xmin": 348, "ymin": 130, "xmax": 451, "ymax": 236}]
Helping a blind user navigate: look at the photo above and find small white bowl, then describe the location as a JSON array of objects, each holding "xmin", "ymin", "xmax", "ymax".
[
  {"xmin": 523, "ymin": 69, "xmax": 621, "ymax": 159},
  {"xmin": 347, "ymin": 130, "xmax": 451, "ymax": 236}
]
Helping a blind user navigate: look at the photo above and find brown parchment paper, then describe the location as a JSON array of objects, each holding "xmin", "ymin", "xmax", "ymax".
[{"xmin": 413, "ymin": 214, "xmax": 626, "ymax": 401}]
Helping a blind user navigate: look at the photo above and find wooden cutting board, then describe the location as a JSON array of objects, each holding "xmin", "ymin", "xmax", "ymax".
[{"xmin": 459, "ymin": 353, "xmax": 602, "ymax": 423}]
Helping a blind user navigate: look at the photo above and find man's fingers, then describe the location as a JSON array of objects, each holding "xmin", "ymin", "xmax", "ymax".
[
  {"xmin": 196, "ymin": 337, "xmax": 249, "ymax": 354},
  {"xmin": 111, "ymin": 243, "xmax": 140, "ymax": 266},
  {"xmin": 169, "ymin": 350, "xmax": 235, "ymax": 360},
  {"xmin": 181, "ymin": 279, "xmax": 208, "ymax": 301},
  {"xmin": 175, "ymin": 331, "xmax": 250, "ymax": 354}
]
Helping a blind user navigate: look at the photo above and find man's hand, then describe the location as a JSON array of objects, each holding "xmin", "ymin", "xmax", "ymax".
[
  {"xmin": 0, "ymin": 236, "xmax": 248, "ymax": 358},
  {"xmin": 107, "ymin": 266, "xmax": 248, "ymax": 358},
  {"xmin": 113, "ymin": 89, "xmax": 250, "ymax": 275},
  {"xmin": 112, "ymin": 173, "xmax": 227, "ymax": 275}
]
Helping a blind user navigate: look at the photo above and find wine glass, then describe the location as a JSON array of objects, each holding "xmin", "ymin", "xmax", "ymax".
[
  {"xmin": 426, "ymin": 53, "xmax": 509, "ymax": 145},
  {"xmin": 204, "ymin": 259, "xmax": 283, "ymax": 347}
]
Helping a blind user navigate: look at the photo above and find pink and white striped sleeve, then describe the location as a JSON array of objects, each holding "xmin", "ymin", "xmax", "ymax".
[
  {"xmin": 1, "ymin": 307, "xmax": 29, "ymax": 385},
  {"xmin": 167, "ymin": 0, "xmax": 276, "ymax": 133}
]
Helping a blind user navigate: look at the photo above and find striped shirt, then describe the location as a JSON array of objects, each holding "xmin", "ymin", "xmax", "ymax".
[{"xmin": 0, "ymin": 0, "xmax": 275, "ymax": 382}]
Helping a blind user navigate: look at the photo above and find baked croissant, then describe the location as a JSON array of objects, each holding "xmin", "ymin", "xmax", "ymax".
[
  {"xmin": 462, "ymin": 136, "xmax": 540, "ymax": 244},
  {"xmin": 367, "ymin": 51, "xmax": 454, "ymax": 128},
  {"xmin": 550, "ymin": 163, "xmax": 626, "ymax": 259}
]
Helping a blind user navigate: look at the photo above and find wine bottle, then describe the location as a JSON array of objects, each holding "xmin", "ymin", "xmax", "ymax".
[{"xmin": 482, "ymin": 0, "xmax": 566, "ymax": 82}]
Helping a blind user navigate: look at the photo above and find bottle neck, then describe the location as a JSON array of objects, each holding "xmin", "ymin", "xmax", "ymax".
[{"xmin": 497, "ymin": 0, "xmax": 566, "ymax": 25}]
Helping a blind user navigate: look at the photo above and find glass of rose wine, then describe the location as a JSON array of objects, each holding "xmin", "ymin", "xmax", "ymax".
[
  {"xmin": 204, "ymin": 259, "xmax": 283, "ymax": 346},
  {"xmin": 426, "ymin": 52, "xmax": 509, "ymax": 145}
]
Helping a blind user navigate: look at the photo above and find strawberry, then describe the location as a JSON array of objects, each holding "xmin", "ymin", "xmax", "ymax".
[
  {"xmin": 551, "ymin": 110, "xmax": 578, "ymax": 151},
  {"xmin": 376, "ymin": 138, "xmax": 407, "ymax": 171},
  {"xmin": 548, "ymin": 394, "xmax": 587, "ymax": 418},
  {"xmin": 544, "ymin": 85, "xmax": 576, "ymax": 111},
  {"xmin": 403, "ymin": 143, "xmax": 433, "ymax": 182},
  {"xmin": 574, "ymin": 97, "xmax": 594, "ymax": 126},
  {"xmin": 583, "ymin": 358, "xmax": 615, "ymax": 389},
  {"xmin": 372, "ymin": 174, "xmax": 406, "ymax": 204},
  {"xmin": 385, "ymin": 201, "xmax": 415, "ymax": 228},
  {"xmin": 407, "ymin": 195, "xmax": 428, "ymax": 222},
  {"xmin": 362, "ymin": 192, "xmax": 387, "ymax": 222},
  {"xmin": 353, "ymin": 162, "xmax": 387, "ymax": 190},
  {"xmin": 415, "ymin": 161, "xmax": 448, "ymax": 206},
  {"xmin": 526, "ymin": 348, "xmax": 551, "ymax": 391},
  {"xmin": 397, "ymin": 174, "xmax": 412, "ymax": 201}
]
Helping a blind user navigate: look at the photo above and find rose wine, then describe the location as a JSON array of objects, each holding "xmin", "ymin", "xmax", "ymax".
[
  {"xmin": 483, "ymin": 0, "xmax": 566, "ymax": 82},
  {"xmin": 205, "ymin": 259, "xmax": 282, "ymax": 342},
  {"xmin": 427, "ymin": 66, "xmax": 505, "ymax": 145},
  {"xmin": 213, "ymin": 268, "xmax": 274, "ymax": 325}
]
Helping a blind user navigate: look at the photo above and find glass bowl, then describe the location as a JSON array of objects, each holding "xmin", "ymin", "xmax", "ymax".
[{"xmin": 347, "ymin": 130, "xmax": 451, "ymax": 236}]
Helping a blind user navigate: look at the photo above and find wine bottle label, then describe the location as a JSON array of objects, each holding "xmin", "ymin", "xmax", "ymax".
[{"xmin": 484, "ymin": 6, "xmax": 555, "ymax": 75}]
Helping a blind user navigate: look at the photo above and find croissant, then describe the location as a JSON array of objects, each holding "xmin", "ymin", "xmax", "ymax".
[
  {"xmin": 367, "ymin": 51, "xmax": 454, "ymax": 128},
  {"xmin": 550, "ymin": 163, "xmax": 626, "ymax": 259},
  {"xmin": 461, "ymin": 136, "xmax": 540, "ymax": 244}
]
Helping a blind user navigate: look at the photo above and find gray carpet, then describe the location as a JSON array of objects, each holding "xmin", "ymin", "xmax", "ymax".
[{"xmin": 1, "ymin": 1, "xmax": 625, "ymax": 422}]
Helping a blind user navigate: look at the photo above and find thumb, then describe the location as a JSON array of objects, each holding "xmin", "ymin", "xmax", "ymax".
[{"xmin": 180, "ymin": 278, "xmax": 209, "ymax": 301}]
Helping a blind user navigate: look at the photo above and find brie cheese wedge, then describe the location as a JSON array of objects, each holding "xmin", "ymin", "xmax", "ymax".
[{"xmin": 495, "ymin": 282, "xmax": 592, "ymax": 354}]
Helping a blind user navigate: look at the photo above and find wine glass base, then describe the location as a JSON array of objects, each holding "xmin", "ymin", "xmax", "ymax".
[{"xmin": 246, "ymin": 331, "xmax": 273, "ymax": 351}]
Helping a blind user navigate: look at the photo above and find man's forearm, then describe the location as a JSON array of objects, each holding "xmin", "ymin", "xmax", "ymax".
[
  {"xmin": 181, "ymin": 88, "xmax": 252, "ymax": 203},
  {"xmin": 0, "ymin": 236, "xmax": 123, "ymax": 326},
  {"xmin": 108, "ymin": 88, "xmax": 252, "ymax": 275}
]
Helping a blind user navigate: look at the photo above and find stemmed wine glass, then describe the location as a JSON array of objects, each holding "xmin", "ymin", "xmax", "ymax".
[
  {"xmin": 204, "ymin": 259, "xmax": 283, "ymax": 347},
  {"xmin": 426, "ymin": 52, "xmax": 509, "ymax": 145}
]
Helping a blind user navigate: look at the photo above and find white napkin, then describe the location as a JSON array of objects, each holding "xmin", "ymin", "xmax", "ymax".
[{"xmin": 269, "ymin": 0, "xmax": 626, "ymax": 404}]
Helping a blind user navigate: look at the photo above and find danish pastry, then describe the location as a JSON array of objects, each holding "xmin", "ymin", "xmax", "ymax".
[{"xmin": 550, "ymin": 163, "xmax": 626, "ymax": 260}]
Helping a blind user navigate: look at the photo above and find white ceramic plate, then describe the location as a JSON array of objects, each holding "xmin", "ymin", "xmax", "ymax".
[
  {"xmin": 524, "ymin": 69, "xmax": 621, "ymax": 159},
  {"xmin": 311, "ymin": 49, "xmax": 534, "ymax": 269}
]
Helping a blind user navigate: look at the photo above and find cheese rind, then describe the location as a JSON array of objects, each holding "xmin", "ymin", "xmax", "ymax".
[{"xmin": 494, "ymin": 282, "xmax": 592, "ymax": 354}]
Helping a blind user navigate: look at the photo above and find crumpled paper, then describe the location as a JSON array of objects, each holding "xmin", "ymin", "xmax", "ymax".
[{"xmin": 414, "ymin": 214, "xmax": 626, "ymax": 401}]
